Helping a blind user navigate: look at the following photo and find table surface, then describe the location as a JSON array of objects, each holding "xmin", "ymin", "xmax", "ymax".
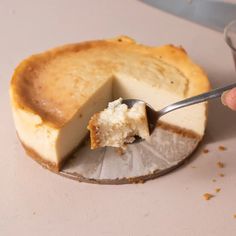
[{"xmin": 1, "ymin": 1, "xmax": 236, "ymax": 235}]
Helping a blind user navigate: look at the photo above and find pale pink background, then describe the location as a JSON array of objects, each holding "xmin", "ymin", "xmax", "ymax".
[{"xmin": 1, "ymin": 1, "xmax": 236, "ymax": 235}]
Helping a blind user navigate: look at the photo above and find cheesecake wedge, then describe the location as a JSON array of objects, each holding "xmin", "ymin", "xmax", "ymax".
[{"xmin": 88, "ymin": 98, "xmax": 150, "ymax": 149}]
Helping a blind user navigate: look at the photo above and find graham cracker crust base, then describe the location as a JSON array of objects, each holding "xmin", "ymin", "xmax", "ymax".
[
  {"xmin": 21, "ymin": 141, "xmax": 61, "ymax": 172},
  {"xmin": 157, "ymin": 121, "xmax": 202, "ymax": 139},
  {"xmin": 87, "ymin": 113, "xmax": 101, "ymax": 149},
  {"xmin": 18, "ymin": 134, "xmax": 89, "ymax": 173}
]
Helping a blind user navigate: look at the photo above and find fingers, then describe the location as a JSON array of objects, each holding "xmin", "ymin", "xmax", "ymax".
[{"xmin": 221, "ymin": 87, "xmax": 236, "ymax": 111}]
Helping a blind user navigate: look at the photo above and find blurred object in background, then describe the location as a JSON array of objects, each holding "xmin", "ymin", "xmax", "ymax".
[
  {"xmin": 225, "ymin": 20, "xmax": 236, "ymax": 68},
  {"xmin": 140, "ymin": 0, "xmax": 236, "ymax": 32}
]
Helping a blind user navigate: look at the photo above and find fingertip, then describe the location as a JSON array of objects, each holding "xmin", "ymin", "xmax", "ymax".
[
  {"xmin": 221, "ymin": 91, "xmax": 228, "ymax": 106},
  {"xmin": 224, "ymin": 87, "xmax": 236, "ymax": 111}
]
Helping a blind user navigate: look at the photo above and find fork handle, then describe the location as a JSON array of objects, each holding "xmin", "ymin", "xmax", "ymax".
[{"xmin": 158, "ymin": 82, "xmax": 236, "ymax": 116}]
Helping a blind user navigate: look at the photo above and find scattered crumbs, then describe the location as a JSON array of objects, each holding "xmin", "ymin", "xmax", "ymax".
[
  {"xmin": 217, "ymin": 162, "xmax": 225, "ymax": 168},
  {"xmin": 10, "ymin": 9, "xmax": 16, "ymax": 15},
  {"xmin": 203, "ymin": 193, "xmax": 214, "ymax": 200},
  {"xmin": 144, "ymin": 212, "xmax": 150, "ymax": 217},
  {"xmin": 203, "ymin": 149, "xmax": 209, "ymax": 154},
  {"xmin": 234, "ymin": 214, "xmax": 236, "ymax": 219},
  {"xmin": 215, "ymin": 188, "xmax": 221, "ymax": 193},
  {"xmin": 219, "ymin": 173, "xmax": 225, "ymax": 177},
  {"xmin": 219, "ymin": 145, "xmax": 227, "ymax": 151},
  {"xmin": 212, "ymin": 179, "xmax": 217, "ymax": 182},
  {"xmin": 116, "ymin": 147, "xmax": 125, "ymax": 156},
  {"xmin": 134, "ymin": 179, "xmax": 145, "ymax": 184}
]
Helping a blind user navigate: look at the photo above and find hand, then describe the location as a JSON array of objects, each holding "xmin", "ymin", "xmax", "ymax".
[{"xmin": 221, "ymin": 88, "xmax": 236, "ymax": 111}]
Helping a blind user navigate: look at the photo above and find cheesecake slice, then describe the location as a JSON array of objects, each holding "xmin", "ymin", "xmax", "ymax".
[
  {"xmin": 88, "ymin": 98, "xmax": 150, "ymax": 149},
  {"xmin": 10, "ymin": 36, "xmax": 210, "ymax": 171}
]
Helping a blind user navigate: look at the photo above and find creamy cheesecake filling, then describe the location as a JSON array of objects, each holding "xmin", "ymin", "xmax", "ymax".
[
  {"xmin": 56, "ymin": 78, "xmax": 112, "ymax": 160},
  {"xmin": 88, "ymin": 98, "xmax": 149, "ymax": 149},
  {"xmin": 113, "ymin": 73, "xmax": 206, "ymax": 136}
]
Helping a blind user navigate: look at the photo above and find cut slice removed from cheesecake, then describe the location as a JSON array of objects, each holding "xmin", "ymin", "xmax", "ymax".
[{"xmin": 87, "ymin": 98, "xmax": 150, "ymax": 149}]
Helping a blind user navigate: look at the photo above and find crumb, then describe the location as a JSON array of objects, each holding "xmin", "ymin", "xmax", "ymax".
[
  {"xmin": 144, "ymin": 212, "xmax": 149, "ymax": 217},
  {"xmin": 212, "ymin": 179, "xmax": 217, "ymax": 182},
  {"xmin": 219, "ymin": 173, "xmax": 225, "ymax": 177},
  {"xmin": 234, "ymin": 214, "xmax": 236, "ymax": 219},
  {"xmin": 191, "ymin": 166, "xmax": 196, "ymax": 168},
  {"xmin": 33, "ymin": 212, "xmax": 36, "ymax": 215},
  {"xmin": 133, "ymin": 179, "xmax": 145, "ymax": 184},
  {"xmin": 217, "ymin": 162, "xmax": 225, "ymax": 168},
  {"xmin": 203, "ymin": 149, "xmax": 209, "ymax": 154},
  {"xmin": 215, "ymin": 188, "xmax": 221, "ymax": 193},
  {"xmin": 136, "ymin": 179, "xmax": 145, "ymax": 184},
  {"xmin": 10, "ymin": 9, "xmax": 15, "ymax": 14},
  {"xmin": 203, "ymin": 193, "xmax": 214, "ymax": 200},
  {"xmin": 127, "ymin": 177, "xmax": 145, "ymax": 184},
  {"xmin": 116, "ymin": 147, "xmax": 125, "ymax": 155},
  {"xmin": 219, "ymin": 145, "xmax": 227, "ymax": 151}
]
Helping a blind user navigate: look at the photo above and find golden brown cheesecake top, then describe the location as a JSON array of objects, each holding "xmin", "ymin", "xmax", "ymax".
[{"xmin": 10, "ymin": 36, "xmax": 210, "ymax": 128}]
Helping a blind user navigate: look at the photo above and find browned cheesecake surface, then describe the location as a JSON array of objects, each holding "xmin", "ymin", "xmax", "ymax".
[{"xmin": 11, "ymin": 36, "xmax": 209, "ymax": 128}]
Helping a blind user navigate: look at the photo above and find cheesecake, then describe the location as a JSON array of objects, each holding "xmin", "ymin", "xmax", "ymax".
[
  {"xmin": 88, "ymin": 98, "xmax": 150, "ymax": 149},
  {"xmin": 10, "ymin": 36, "xmax": 210, "ymax": 171}
]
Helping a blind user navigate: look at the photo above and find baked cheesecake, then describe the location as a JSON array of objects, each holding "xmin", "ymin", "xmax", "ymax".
[
  {"xmin": 88, "ymin": 98, "xmax": 150, "ymax": 149},
  {"xmin": 10, "ymin": 36, "xmax": 210, "ymax": 171}
]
